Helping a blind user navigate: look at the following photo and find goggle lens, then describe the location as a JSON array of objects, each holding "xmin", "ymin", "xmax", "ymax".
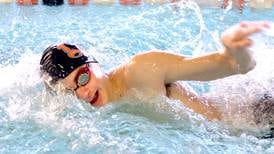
[
  {"xmin": 74, "ymin": 65, "xmax": 91, "ymax": 91},
  {"xmin": 77, "ymin": 72, "xmax": 90, "ymax": 86}
]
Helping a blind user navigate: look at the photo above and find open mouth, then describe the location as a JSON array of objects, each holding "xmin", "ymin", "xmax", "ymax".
[{"xmin": 90, "ymin": 90, "xmax": 99, "ymax": 105}]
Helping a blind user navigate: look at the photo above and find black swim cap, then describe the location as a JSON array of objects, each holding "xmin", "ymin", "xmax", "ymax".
[{"xmin": 40, "ymin": 43, "xmax": 97, "ymax": 83}]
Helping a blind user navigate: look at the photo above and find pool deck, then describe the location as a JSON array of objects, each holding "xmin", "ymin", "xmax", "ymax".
[{"xmin": 0, "ymin": 0, "xmax": 274, "ymax": 9}]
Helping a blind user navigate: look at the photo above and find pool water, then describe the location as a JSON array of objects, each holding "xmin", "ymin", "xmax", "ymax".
[{"xmin": 0, "ymin": 2, "xmax": 274, "ymax": 153}]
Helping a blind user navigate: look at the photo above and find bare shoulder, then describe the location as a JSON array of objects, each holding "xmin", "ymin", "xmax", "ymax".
[
  {"xmin": 111, "ymin": 50, "xmax": 173, "ymax": 85},
  {"xmin": 124, "ymin": 50, "xmax": 188, "ymax": 82},
  {"xmin": 110, "ymin": 50, "xmax": 189, "ymax": 89},
  {"xmin": 131, "ymin": 50, "xmax": 186, "ymax": 62},
  {"xmin": 126, "ymin": 50, "xmax": 182, "ymax": 71}
]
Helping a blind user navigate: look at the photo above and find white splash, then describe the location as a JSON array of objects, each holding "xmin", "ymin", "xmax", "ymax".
[{"xmin": 0, "ymin": 52, "xmax": 41, "ymax": 91}]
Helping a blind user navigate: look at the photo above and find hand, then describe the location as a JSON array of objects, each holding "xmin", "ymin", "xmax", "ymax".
[
  {"xmin": 221, "ymin": 21, "xmax": 269, "ymax": 51},
  {"xmin": 221, "ymin": 21, "xmax": 269, "ymax": 74}
]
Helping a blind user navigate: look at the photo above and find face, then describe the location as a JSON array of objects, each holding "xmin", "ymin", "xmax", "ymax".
[{"xmin": 60, "ymin": 63, "xmax": 108, "ymax": 106}]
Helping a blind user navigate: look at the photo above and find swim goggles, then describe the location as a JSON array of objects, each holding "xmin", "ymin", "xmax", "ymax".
[{"xmin": 74, "ymin": 64, "xmax": 93, "ymax": 91}]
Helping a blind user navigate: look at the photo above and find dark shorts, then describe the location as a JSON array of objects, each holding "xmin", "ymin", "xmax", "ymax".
[{"xmin": 252, "ymin": 93, "xmax": 274, "ymax": 139}]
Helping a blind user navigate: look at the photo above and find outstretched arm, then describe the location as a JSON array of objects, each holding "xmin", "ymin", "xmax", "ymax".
[
  {"xmin": 128, "ymin": 21, "xmax": 269, "ymax": 84},
  {"xmin": 122, "ymin": 21, "xmax": 268, "ymax": 120}
]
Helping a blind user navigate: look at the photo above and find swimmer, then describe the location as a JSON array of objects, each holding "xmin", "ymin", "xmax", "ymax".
[
  {"xmin": 40, "ymin": 21, "xmax": 269, "ymax": 122},
  {"xmin": 222, "ymin": 0, "xmax": 245, "ymax": 10}
]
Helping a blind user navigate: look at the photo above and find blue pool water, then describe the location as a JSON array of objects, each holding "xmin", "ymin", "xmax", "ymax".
[{"xmin": 0, "ymin": 2, "xmax": 274, "ymax": 153}]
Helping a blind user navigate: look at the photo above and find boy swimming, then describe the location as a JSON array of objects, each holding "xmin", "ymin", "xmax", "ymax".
[{"xmin": 40, "ymin": 21, "xmax": 271, "ymax": 124}]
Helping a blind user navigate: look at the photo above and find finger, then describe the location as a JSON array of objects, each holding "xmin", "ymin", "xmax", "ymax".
[
  {"xmin": 240, "ymin": 21, "xmax": 269, "ymax": 28},
  {"xmin": 253, "ymin": 21, "xmax": 270, "ymax": 28},
  {"xmin": 239, "ymin": 21, "xmax": 249, "ymax": 28},
  {"xmin": 233, "ymin": 38, "xmax": 253, "ymax": 49},
  {"xmin": 234, "ymin": 24, "xmax": 261, "ymax": 41},
  {"xmin": 241, "ymin": 21, "xmax": 270, "ymax": 32},
  {"xmin": 260, "ymin": 21, "xmax": 270, "ymax": 28}
]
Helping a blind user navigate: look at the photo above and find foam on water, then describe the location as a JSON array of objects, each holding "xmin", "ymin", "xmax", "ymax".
[{"xmin": 250, "ymin": 22, "xmax": 274, "ymax": 50}]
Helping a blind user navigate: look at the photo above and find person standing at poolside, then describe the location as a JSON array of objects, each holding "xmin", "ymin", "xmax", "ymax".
[
  {"xmin": 222, "ymin": 0, "xmax": 245, "ymax": 10},
  {"xmin": 40, "ymin": 21, "xmax": 269, "ymax": 121}
]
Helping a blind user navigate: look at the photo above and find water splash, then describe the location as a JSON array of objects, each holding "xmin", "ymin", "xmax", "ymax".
[
  {"xmin": 207, "ymin": 22, "xmax": 274, "ymax": 135},
  {"xmin": 250, "ymin": 22, "xmax": 274, "ymax": 51},
  {"xmin": 0, "ymin": 3, "xmax": 274, "ymax": 154}
]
